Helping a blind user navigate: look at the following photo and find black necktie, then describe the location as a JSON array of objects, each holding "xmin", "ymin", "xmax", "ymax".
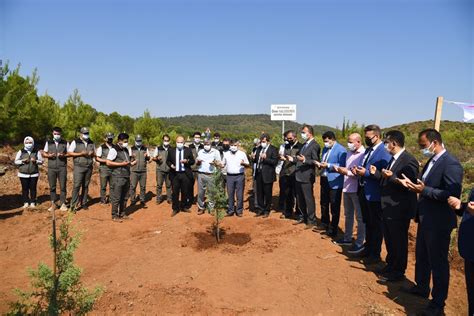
[
  {"xmin": 387, "ymin": 156, "xmax": 395, "ymax": 170},
  {"xmin": 362, "ymin": 148, "xmax": 373, "ymax": 167},
  {"xmin": 178, "ymin": 149, "xmax": 183, "ymax": 171}
]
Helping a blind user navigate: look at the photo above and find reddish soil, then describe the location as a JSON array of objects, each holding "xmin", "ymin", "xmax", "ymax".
[{"xmin": 0, "ymin": 152, "xmax": 468, "ymax": 315}]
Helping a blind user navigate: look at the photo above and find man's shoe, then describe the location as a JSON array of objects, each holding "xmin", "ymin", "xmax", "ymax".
[
  {"xmin": 182, "ymin": 208, "xmax": 191, "ymax": 213},
  {"xmin": 22, "ymin": 202, "xmax": 29, "ymax": 209},
  {"xmin": 254, "ymin": 212, "xmax": 263, "ymax": 217},
  {"xmin": 417, "ymin": 304, "xmax": 444, "ymax": 316},
  {"xmin": 399, "ymin": 285, "xmax": 430, "ymax": 299},
  {"xmin": 112, "ymin": 216, "xmax": 122, "ymax": 222},
  {"xmin": 347, "ymin": 244, "xmax": 365, "ymax": 255},
  {"xmin": 59, "ymin": 204, "xmax": 68, "ymax": 211},
  {"xmin": 141, "ymin": 202, "xmax": 147, "ymax": 209},
  {"xmin": 82, "ymin": 205, "xmax": 89, "ymax": 210},
  {"xmin": 29, "ymin": 202, "xmax": 36, "ymax": 208},
  {"xmin": 226, "ymin": 213, "xmax": 235, "ymax": 217},
  {"xmin": 378, "ymin": 273, "xmax": 406, "ymax": 283},
  {"xmin": 171, "ymin": 210, "xmax": 179, "ymax": 217},
  {"xmin": 236, "ymin": 213, "xmax": 243, "ymax": 217},
  {"xmin": 304, "ymin": 224, "xmax": 315, "ymax": 230},
  {"xmin": 360, "ymin": 256, "xmax": 382, "ymax": 265},
  {"xmin": 197, "ymin": 209, "xmax": 206, "ymax": 215},
  {"xmin": 312, "ymin": 225, "xmax": 326, "ymax": 232},
  {"xmin": 293, "ymin": 219, "xmax": 305, "ymax": 225},
  {"xmin": 374, "ymin": 265, "xmax": 392, "ymax": 275},
  {"xmin": 167, "ymin": 199, "xmax": 172, "ymax": 204},
  {"xmin": 333, "ymin": 238, "xmax": 352, "ymax": 246},
  {"xmin": 48, "ymin": 202, "xmax": 57, "ymax": 212},
  {"xmin": 322, "ymin": 230, "xmax": 337, "ymax": 238},
  {"xmin": 262, "ymin": 213, "xmax": 270, "ymax": 218},
  {"xmin": 156, "ymin": 198, "xmax": 163, "ymax": 205},
  {"xmin": 120, "ymin": 214, "xmax": 131, "ymax": 220}
]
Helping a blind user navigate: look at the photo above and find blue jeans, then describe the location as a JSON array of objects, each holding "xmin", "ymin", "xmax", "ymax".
[{"xmin": 226, "ymin": 174, "xmax": 245, "ymax": 215}]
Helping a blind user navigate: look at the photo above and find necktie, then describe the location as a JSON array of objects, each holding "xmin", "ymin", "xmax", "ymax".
[
  {"xmin": 362, "ymin": 148, "xmax": 373, "ymax": 167},
  {"xmin": 178, "ymin": 149, "xmax": 183, "ymax": 171},
  {"xmin": 387, "ymin": 156, "xmax": 395, "ymax": 170}
]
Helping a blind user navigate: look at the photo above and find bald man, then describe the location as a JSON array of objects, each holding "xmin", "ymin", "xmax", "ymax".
[{"xmin": 166, "ymin": 136, "xmax": 195, "ymax": 216}]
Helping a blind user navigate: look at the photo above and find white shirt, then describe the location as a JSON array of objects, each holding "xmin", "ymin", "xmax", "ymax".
[
  {"xmin": 153, "ymin": 146, "xmax": 169, "ymax": 157},
  {"xmin": 197, "ymin": 148, "xmax": 221, "ymax": 173},
  {"xmin": 175, "ymin": 148, "xmax": 185, "ymax": 172},
  {"xmin": 96, "ymin": 143, "xmax": 113, "ymax": 157},
  {"xmin": 222, "ymin": 150, "xmax": 249, "ymax": 174},
  {"xmin": 43, "ymin": 140, "xmax": 69, "ymax": 152},
  {"xmin": 388, "ymin": 148, "xmax": 405, "ymax": 170},
  {"xmin": 15, "ymin": 149, "xmax": 43, "ymax": 178},
  {"xmin": 422, "ymin": 149, "xmax": 446, "ymax": 182}
]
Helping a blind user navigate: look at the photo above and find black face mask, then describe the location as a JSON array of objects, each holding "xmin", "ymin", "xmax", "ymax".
[
  {"xmin": 365, "ymin": 136, "xmax": 376, "ymax": 147},
  {"xmin": 107, "ymin": 138, "xmax": 113, "ymax": 144},
  {"xmin": 223, "ymin": 144, "xmax": 230, "ymax": 151}
]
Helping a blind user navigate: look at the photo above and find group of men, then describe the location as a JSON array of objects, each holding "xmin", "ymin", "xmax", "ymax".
[{"xmin": 35, "ymin": 123, "xmax": 473, "ymax": 315}]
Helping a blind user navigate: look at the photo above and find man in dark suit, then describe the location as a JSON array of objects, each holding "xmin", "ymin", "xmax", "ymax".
[
  {"xmin": 369, "ymin": 130, "xmax": 419, "ymax": 282},
  {"xmin": 448, "ymin": 188, "xmax": 474, "ymax": 316},
  {"xmin": 188, "ymin": 131, "xmax": 204, "ymax": 205},
  {"xmin": 352, "ymin": 124, "xmax": 391, "ymax": 264},
  {"xmin": 254, "ymin": 133, "xmax": 279, "ymax": 218},
  {"xmin": 166, "ymin": 135, "xmax": 195, "ymax": 216},
  {"xmin": 399, "ymin": 129, "xmax": 463, "ymax": 316},
  {"xmin": 289, "ymin": 124, "xmax": 320, "ymax": 229}
]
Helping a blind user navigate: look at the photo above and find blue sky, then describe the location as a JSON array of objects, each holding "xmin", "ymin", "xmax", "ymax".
[{"xmin": 2, "ymin": 0, "xmax": 473, "ymax": 128}]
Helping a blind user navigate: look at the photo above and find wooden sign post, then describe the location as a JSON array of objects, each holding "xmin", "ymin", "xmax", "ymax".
[{"xmin": 434, "ymin": 96, "xmax": 443, "ymax": 131}]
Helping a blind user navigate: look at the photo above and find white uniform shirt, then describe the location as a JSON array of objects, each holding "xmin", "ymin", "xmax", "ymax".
[{"xmin": 222, "ymin": 150, "xmax": 249, "ymax": 174}]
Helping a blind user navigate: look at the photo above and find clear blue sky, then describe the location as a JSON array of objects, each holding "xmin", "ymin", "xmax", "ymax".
[{"xmin": 2, "ymin": 0, "xmax": 473, "ymax": 128}]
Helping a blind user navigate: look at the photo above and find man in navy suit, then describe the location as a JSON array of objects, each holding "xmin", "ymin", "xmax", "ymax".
[
  {"xmin": 352, "ymin": 124, "xmax": 391, "ymax": 264},
  {"xmin": 448, "ymin": 188, "xmax": 474, "ymax": 316},
  {"xmin": 399, "ymin": 129, "xmax": 463, "ymax": 316},
  {"xmin": 314, "ymin": 131, "xmax": 347, "ymax": 238}
]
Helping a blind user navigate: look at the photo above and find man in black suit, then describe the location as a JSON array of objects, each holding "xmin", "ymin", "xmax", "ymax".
[
  {"xmin": 369, "ymin": 130, "xmax": 419, "ymax": 282},
  {"xmin": 448, "ymin": 188, "xmax": 474, "ymax": 316},
  {"xmin": 166, "ymin": 135, "xmax": 195, "ymax": 216},
  {"xmin": 399, "ymin": 129, "xmax": 463, "ymax": 316},
  {"xmin": 254, "ymin": 133, "xmax": 279, "ymax": 218},
  {"xmin": 289, "ymin": 124, "xmax": 321, "ymax": 229}
]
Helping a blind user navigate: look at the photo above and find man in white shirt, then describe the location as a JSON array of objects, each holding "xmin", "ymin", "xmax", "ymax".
[
  {"xmin": 195, "ymin": 138, "xmax": 222, "ymax": 214},
  {"xmin": 221, "ymin": 139, "xmax": 249, "ymax": 217}
]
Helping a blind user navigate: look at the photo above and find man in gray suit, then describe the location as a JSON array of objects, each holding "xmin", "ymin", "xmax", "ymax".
[{"xmin": 288, "ymin": 124, "xmax": 320, "ymax": 229}]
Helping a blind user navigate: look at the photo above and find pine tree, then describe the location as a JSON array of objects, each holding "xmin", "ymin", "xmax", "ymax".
[{"xmin": 205, "ymin": 168, "xmax": 228, "ymax": 242}]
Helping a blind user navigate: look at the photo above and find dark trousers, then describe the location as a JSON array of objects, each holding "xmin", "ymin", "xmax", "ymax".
[
  {"xmin": 20, "ymin": 177, "xmax": 38, "ymax": 204},
  {"xmin": 320, "ymin": 177, "xmax": 342, "ymax": 232},
  {"xmin": 358, "ymin": 188, "xmax": 383, "ymax": 258},
  {"xmin": 296, "ymin": 180, "xmax": 316, "ymax": 225},
  {"xmin": 383, "ymin": 216, "xmax": 410, "ymax": 275},
  {"xmin": 171, "ymin": 172, "xmax": 191, "ymax": 211},
  {"xmin": 48, "ymin": 167, "xmax": 67, "ymax": 205},
  {"xmin": 130, "ymin": 171, "xmax": 147, "ymax": 203},
  {"xmin": 111, "ymin": 176, "xmax": 130, "ymax": 217},
  {"xmin": 256, "ymin": 172, "xmax": 273, "ymax": 214},
  {"xmin": 279, "ymin": 175, "xmax": 298, "ymax": 217},
  {"xmin": 99, "ymin": 168, "xmax": 112, "ymax": 203},
  {"xmin": 226, "ymin": 174, "xmax": 245, "ymax": 215},
  {"xmin": 465, "ymin": 259, "xmax": 474, "ymax": 316},
  {"xmin": 188, "ymin": 171, "xmax": 198, "ymax": 204},
  {"xmin": 71, "ymin": 166, "xmax": 92, "ymax": 208},
  {"xmin": 415, "ymin": 223, "xmax": 452, "ymax": 309},
  {"xmin": 156, "ymin": 171, "xmax": 171, "ymax": 201}
]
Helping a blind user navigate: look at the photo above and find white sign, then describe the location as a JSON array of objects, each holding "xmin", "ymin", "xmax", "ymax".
[{"xmin": 271, "ymin": 104, "xmax": 296, "ymax": 121}]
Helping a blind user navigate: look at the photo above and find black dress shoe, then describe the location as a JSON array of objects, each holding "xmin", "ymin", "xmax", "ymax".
[
  {"xmin": 226, "ymin": 213, "xmax": 234, "ymax": 217},
  {"xmin": 82, "ymin": 205, "xmax": 89, "ymax": 210},
  {"xmin": 254, "ymin": 212, "xmax": 263, "ymax": 217},
  {"xmin": 171, "ymin": 210, "xmax": 179, "ymax": 217},
  {"xmin": 374, "ymin": 265, "xmax": 392, "ymax": 275},
  {"xmin": 140, "ymin": 202, "xmax": 147, "ymax": 208},
  {"xmin": 378, "ymin": 273, "xmax": 406, "ymax": 283},
  {"xmin": 262, "ymin": 213, "xmax": 270, "ymax": 218},
  {"xmin": 360, "ymin": 256, "xmax": 382, "ymax": 265},
  {"xmin": 236, "ymin": 213, "xmax": 243, "ymax": 217},
  {"xmin": 182, "ymin": 208, "xmax": 191, "ymax": 213},
  {"xmin": 293, "ymin": 219, "xmax": 305, "ymax": 225},
  {"xmin": 399, "ymin": 285, "xmax": 430, "ymax": 299}
]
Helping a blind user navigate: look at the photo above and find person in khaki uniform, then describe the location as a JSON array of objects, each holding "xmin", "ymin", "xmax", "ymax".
[
  {"xmin": 129, "ymin": 134, "xmax": 150, "ymax": 208},
  {"xmin": 68, "ymin": 127, "xmax": 95, "ymax": 211},
  {"xmin": 95, "ymin": 132, "xmax": 114, "ymax": 204},
  {"xmin": 153, "ymin": 134, "xmax": 172, "ymax": 204}
]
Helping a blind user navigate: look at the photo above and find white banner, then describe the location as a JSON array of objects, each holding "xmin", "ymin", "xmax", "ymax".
[{"xmin": 444, "ymin": 100, "xmax": 474, "ymax": 122}]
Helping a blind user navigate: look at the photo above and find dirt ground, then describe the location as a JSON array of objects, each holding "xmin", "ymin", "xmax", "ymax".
[{"xmin": 0, "ymin": 148, "xmax": 468, "ymax": 315}]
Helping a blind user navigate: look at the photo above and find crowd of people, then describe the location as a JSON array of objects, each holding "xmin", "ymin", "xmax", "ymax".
[{"xmin": 12, "ymin": 124, "xmax": 473, "ymax": 316}]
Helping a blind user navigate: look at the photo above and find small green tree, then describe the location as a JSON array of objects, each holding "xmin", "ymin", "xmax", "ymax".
[
  {"xmin": 205, "ymin": 168, "xmax": 228, "ymax": 242},
  {"xmin": 8, "ymin": 213, "xmax": 103, "ymax": 315}
]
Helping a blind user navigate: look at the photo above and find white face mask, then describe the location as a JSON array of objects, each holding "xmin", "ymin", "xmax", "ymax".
[
  {"xmin": 25, "ymin": 143, "xmax": 33, "ymax": 150},
  {"xmin": 301, "ymin": 132, "xmax": 308, "ymax": 141},
  {"xmin": 204, "ymin": 145, "xmax": 211, "ymax": 151},
  {"xmin": 230, "ymin": 145, "xmax": 238, "ymax": 152},
  {"xmin": 53, "ymin": 134, "xmax": 61, "ymax": 141},
  {"xmin": 121, "ymin": 142, "xmax": 128, "ymax": 148},
  {"xmin": 176, "ymin": 143, "xmax": 184, "ymax": 149},
  {"xmin": 194, "ymin": 138, "xmax": 201, "ymax": 144},
  {"xmin": 421, "ymin": 142, "xmax": 435, "ymax": 158},
  {"xmin": 324, "ymin": 141, "xmax": 332, "ymax": 149},
  {"xmin": 214, "ymin": 138, "xmax": 220, "ymax": 143},
  {"xmin": 261, "ymin": 142, "xmax": 268, "ymax": 149},
  {"xmin": 82, "ymin": 134, "xmax": 89, "ymax": 140},
  {"xmin": 163, "ymin": 141, "xmax": 170, "ymax": 147},
  {"xmin": 347, "ymin": 143, "xmax": 356, "ymax": 152}
]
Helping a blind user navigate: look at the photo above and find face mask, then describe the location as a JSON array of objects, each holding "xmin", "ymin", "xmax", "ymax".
[
  {"xmin": 53, "ymin": 134, "xmax": 61, "ymax": 141},
  {"xmin": 82, "ymin": 134, "xmax": 90, "ymax": 140},
  {"xmin": 176, "ymin": 143, "xmax": 184, "ymax": 149},
  {"xmin": 301, "ymin": 133, "xmax": 308, "ymax": 141},
  {"xmin": 214, "ymin": 138, "xmax": 220, "ymax": 143},
  {"xmin": 324, "ymin": 141, "xmax": 332, "ymax": 149},
  {"xmin": 204, "ymin": 145, "xmax": 211, "ymax": 151},
  {"xmin": 284, "ymin": 141, "xmax": 289, "ymax": 145},
  {"xmin": 421, "ymin": 143, "xmax": 435, "ymax": 158},
  {"xmin": 121, "ymin": 142, "xmax": 128, "ymax": 148},
  {"xmin": 230, "ymin": 145, "xmax": 238, "ymax": 152},
  {"xmin": 384, "ymin": 143, "xmax": 390, "ymax": 151},
  {"xmin": 223, "ymin": 144, "xmax": 230, "ymax": 151},
  {"xmin": 365, "ymin": 136, "xmax": 375, "ymax": 147},
  {"xmin": 347, "ymin": 143, "xmax": 356, "ymax": 152},
  {"xmin": 163, "ymin": 141, "xmax": 170, "ymax": 147},
  {"xmin": 261, "ymin": 142, "xmax": 268, "ymax": 149},
  {"xmin": 25, "ymin": 143, "xmax": 33, "ymax": 150},
  {"xmin": 136, "ymin": 141, "xmax": 142, "ymax": 147},
  {"xmin": 194, "ymin": 138, "xmax": 201, "ymax": 144},
  {"xmin": 107, "ymin": 138, "xmax": 113, "ymax": 144}
]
